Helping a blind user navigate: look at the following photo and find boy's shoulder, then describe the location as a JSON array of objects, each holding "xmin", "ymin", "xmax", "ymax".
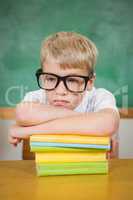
[
  {"xmin": 75, "ymin": 87, "xmax": 118, "ymax": 112},
  {"xmin": 81, "ymin": 87, "xmax": 116, "ymax": 102},
  {"xmin": 22, "ymin": 89, "xmax": 46, "ymax": 103},
  {"xmin": 92, "ymin": 87, "xmax": 115, "ymax": 99}
]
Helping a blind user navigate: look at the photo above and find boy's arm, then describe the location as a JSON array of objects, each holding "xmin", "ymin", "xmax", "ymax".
[
  {"xmin": 32, "ymin": 108, "xmax": 119, "ymax": 136},
  {"xmin": 43, "ymin": 108, "xmax": 119, "ymax": 135},
  {"xmin": 16, "ymin": 102, "xmax": 79, "ymax": 126},
  {"xmin": 10, "ymin": 108, "xmax": 119, "ymax": 141}
]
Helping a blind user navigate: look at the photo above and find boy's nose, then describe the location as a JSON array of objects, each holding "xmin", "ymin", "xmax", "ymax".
[{"xmin": 55, "ymin": 80, "xmax": 68, "ymax": 95}]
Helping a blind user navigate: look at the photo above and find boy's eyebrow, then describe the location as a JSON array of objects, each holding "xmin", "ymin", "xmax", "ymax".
[
  {"xmin": 43, "ymin": 71, "xmax": 88, "ymax": 77},
  {"xmin": 65, "ymin": 72, "xmax": 91, "ymax": 77},
  {"xmin": 65, "ymin": 73, "xmax": 84, "ymax": 76}
]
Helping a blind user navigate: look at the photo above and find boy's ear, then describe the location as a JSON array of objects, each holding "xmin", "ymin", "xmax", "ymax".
[{"xmin": 86, "ymin": 74, "xmax": 96, "ymax": 91}]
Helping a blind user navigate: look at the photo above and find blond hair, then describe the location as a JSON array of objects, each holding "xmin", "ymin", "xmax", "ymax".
[{"xmin": 40, "ymin": 32, "xmax": 98, "ymax": 72}]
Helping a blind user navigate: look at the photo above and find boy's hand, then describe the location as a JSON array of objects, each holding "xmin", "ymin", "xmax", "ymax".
[
  {"xmin": 16, "ymin": 102, "xmax": 44, "ymax": 126},
  {"xmin": 16, "ymin": 102, "xmax": 55, "ymax": 126},
  {"xmin": 107, "ymin": 138, "xmax": 119, "ymax": 159},
  {"xmin": 8, "ymin": 124, "xmax": 29, "ymax": 146}
]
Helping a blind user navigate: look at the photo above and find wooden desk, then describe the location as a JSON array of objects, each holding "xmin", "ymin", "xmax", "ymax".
[{"xmin": 0, "ymin": 159, "xmax": 133, "ymax": 200}]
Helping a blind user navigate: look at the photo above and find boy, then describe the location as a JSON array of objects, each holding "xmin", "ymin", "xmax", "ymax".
[{"xmin": 9, "ymin": 32, "xmax": 119, "ymax": 157}]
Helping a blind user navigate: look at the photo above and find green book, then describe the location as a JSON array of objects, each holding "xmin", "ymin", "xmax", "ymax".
[{"xmin": 36, "ymin": 161, "xmax": 108, "ymax": 176}]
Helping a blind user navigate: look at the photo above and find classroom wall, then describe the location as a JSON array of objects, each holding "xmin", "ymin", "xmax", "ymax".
[
  {"xmin": 119, "ymin": 119, "xmax": 133, "ymax": 158},
  {"xmin": 0, "ymin": 119, "xmax": 133, "ymax": 160}
]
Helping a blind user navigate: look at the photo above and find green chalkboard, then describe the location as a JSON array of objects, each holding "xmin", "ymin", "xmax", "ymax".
[{"xmin": 0, "ymin": 0, "xmax": 133, "ymax": 107}]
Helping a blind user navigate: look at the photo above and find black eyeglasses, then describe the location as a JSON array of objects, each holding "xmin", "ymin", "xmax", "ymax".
[{"xmin": 35, "ymin": 68, "xmax": 94, "ymax": 93}]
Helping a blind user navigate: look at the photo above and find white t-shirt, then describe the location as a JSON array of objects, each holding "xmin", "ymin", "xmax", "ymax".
[{"xmin": 22, "ymin": 87, "xmax": 118, "ymax": 113}]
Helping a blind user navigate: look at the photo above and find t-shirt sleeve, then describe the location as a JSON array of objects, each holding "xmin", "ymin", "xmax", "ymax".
[
  {"xmin": 21, "ymin": 90, "xmax": 46, "ymax": 104},
  {"xmin": 93, "ymin": 89, "xmax": 118, "ymax": 112}
]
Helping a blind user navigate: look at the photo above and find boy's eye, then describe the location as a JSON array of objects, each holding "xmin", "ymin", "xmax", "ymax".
[
  {"xmin": 44, "ymin": 75, "xmax": 57, "ymax": 82},
  {"xmin": 67, "ymin": 78, "xmax": 78, "ymax": 82},
  {"xmin": 67, "ymin": 77, "xmax": 84, "ymax": 84}
]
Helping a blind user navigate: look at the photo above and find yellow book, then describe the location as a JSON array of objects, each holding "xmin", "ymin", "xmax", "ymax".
[
  {"xmin": 31, "ymin": 134, "xmax": 110, "ymax": 145},
  {"xmin": 35, "ymin": 152, "xmax": 107, "ymax": 163}
]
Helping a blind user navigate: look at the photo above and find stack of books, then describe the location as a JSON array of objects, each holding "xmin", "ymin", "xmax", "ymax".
[{"xmin": 30, "ymin": 134, "xmax": 111, "ymax": 176}]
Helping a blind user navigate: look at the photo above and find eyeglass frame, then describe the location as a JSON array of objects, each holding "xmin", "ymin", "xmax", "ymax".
[{"xmin": 35, "ymin": 68, "xmax": 94, "ymax": 93}]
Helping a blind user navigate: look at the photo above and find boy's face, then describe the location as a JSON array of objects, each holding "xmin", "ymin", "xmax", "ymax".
[{"xmin": 42, "ymin": 58, "xmax": 94, "ymax": 110}]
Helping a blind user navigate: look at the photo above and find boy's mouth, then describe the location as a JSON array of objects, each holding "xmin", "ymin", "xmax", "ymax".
[{"xmin": 53, "ymin": 100, "xmax": 70, "ymax": 107}]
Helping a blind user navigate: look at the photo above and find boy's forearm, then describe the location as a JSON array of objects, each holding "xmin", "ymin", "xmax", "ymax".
[
  {"xmin": 13, "ymin": 108, "xmax": 119, "ymax": 138},
  {"xmin": 30, "ymin": 109, "xmax": 119, "ymax": 136},
  {"xmin": 16, "ymin": 102, "xmax": 78, "ymax": 126}
]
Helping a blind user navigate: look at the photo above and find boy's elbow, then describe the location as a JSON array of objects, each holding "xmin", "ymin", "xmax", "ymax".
[
  {"xmin": 107, "ymin": 110, "xmax": 120, "ymax": 136},
  {"xmin": 15, "ymin": 103, "xmax": 31, "ymax": 126},
  {"xmin": 108, "ymin": 121, "xmax": 119, "ymax": 137},
  {"xmin": 99, "ymin": 108, "xmax": 120, "ymax": 137}
]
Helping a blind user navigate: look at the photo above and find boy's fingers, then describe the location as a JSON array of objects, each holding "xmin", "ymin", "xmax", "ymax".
[
  {"xmin": 8, "ymin": 136, "xmax": 22, "ymax": 146},
  {"xmin": 107, "ymin": 139, "xmax": 119, "ymax": 159},
  {"xmin": 107, "ymin": 151, "xmax": 111, "ymax": 159},
  {"xmin": 18, "ymin": 138, "xmax": 22, "ymax": 143},
  {"xmin": 9, "ymin": 137, "xmax": 18, "ymax": 144}
]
